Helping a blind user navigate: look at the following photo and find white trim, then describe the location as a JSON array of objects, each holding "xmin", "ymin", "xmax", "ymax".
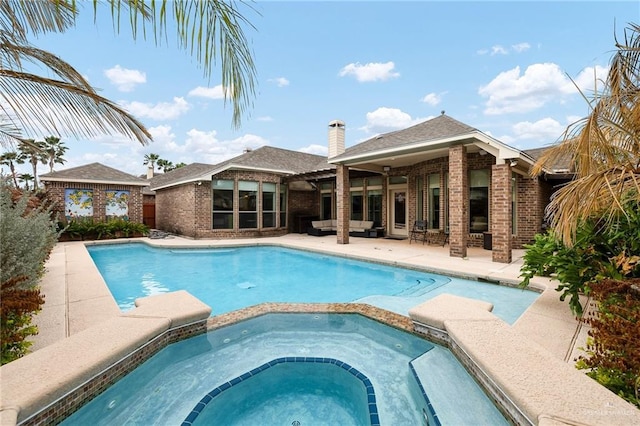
[{"xmin": 41, "ymin": 178, "xmax": 149, "ymax": 186}]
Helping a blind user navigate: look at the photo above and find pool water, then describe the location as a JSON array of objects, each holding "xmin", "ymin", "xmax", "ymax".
[
  {"xmin": 61, "ymin": 313, "xmax": 510, "ymax": 425},
  {"xmin": 87, "ymin": 244, "xmax": 538, "ymax": 323}
]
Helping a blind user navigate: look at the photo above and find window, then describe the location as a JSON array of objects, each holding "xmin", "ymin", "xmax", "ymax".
[
  {"xmin": 469, "ymin": 169, "xmax": 489, "ymax": 233},
  {"xmin": 239, "ymin": 181, "xmax": 258, "ymax": 229},
  {"xmin": 416, "ymin": 176, "xmax": 424, "ymax": 221},
  {"xmin": 428, "ymin": 173, "xmax": 440, "ymax": 229},
  {"xmin": 262, "ymin": 183, "xmax": 276, "ymax": 228},
  {"xmin": 320, "ymin": 182, "xmax": 333, "ymax": 220},
  {"xmin": 212, "ymin": 180, "xmax": 233, "ymax": 229},
  {"xmin": 351, "ymin": 191, "xmax": 363, "ymax": 220},
  {"xmin": 350, "ymin": 179, "xmax": 363, "ymax": 220},
  {"xmin": 512, "ymin": 173, "xmax": 517, "ymax": 235},
  {"xmin": 279, "ymin": 184, "xmax": 287, "ymax": 228},
  {"xmin": 367, "ymin": 189, "xmax": 382, "ymax": 227}
]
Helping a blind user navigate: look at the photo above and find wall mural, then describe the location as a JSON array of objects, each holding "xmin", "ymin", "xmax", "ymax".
[
  {"xmin": 105, "ymin": 190, "xmax": 130, "ymax": 219},
  {"xmin": 65, "ymin": 189, "xmax": 93, "ymax": 219}
]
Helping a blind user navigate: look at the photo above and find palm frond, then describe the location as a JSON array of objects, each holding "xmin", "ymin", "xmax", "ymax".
[{"xmin": 0, "ymin": 70, "xmax": 151, "ymax": 145}]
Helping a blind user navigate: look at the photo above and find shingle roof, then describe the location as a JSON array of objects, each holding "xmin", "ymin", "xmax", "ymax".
[
  {"xmin": 149, "ymin": 146, "xmax": 328, "ymax": 190},
  {"xmin": 524, "ymin": 147, "xmax": 574, "ymax": 173},
  {"xmin": 39, "ymin": 162, "xmax": 149, "ymax": 186},
  {"xmin": 332, "ymin": 114, "xmax": 477, "ymax": 160}
]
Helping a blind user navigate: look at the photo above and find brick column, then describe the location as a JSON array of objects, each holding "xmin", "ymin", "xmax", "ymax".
[
  {"xmin": 491, "ymin": 163, "xmax": 512, "ymax": 263},
  {"xmin": 336, "ymin": 164, "xmax": 350, "ymax": 244},
  {"xmin": 449, "ymin": 145, "xmax": 468, "ymax": 257}
]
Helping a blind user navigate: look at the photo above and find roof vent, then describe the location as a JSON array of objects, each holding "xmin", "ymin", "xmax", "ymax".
[{"xmin": 243, "ymin": 147, "xmax": 253, "ymax": 153}]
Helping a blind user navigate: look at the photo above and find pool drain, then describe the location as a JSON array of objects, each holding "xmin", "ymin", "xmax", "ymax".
[{"xmin": 292, "ymin": 421, "xmax": 300, "ymax": 426}]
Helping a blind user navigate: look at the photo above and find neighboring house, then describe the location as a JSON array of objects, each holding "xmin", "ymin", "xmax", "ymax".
[
  {"xmin": 41, "ymin": 114, "xmax": 572, "ymax": 263},
  {"xmin": 40, "ymin": 163, "xmax": 149, "ymax": 224}
]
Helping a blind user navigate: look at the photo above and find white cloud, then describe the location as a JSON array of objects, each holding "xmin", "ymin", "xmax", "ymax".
[
  {"xmin": 188, "ymin": 85, "xmax": 227, "ymax": 99},
  {"xmin": 479, "ymin": 63, "xmax": 577, "ymax": 115},
  {"xmin": 512, "ymin": 42, "xmax": 531, "ymax": 53},
  {"xmin": 491, "ymin": 45, "xmax": 508, "ymax": 56},
  {"xmin": 338, "ymin": 61, "xmax": 400, "ymax": 82},
  {"xmin": 120, "ymin": 97, "xmax": 190, "ymax": 121},
  {"xmin": 421, "ymin": 92, "xmax": 442, "ymax": 106},
  {"xmin": 257, "ymin": 116, "xmax": 273, "ymax": 122},
  {"xmin": 360, "ymin": 107, "xmax": 425, "ymax": 134},
  {"xmin": 104, "ymin": 65, "xmax": 146, "ymax": 92},
  {"xmin": 268, "ymin": 77, "xmax": 290, "ymax": 87},
  {"xmin": 511, "ymin": 117, "xmax": 566, "ymax": 141},
  {"xmin": 570, "ymin": 65, "xmax": 609, "ymax": 94},
  {"xmin": 299, "ymin": 144, "xmax": 327, "ymax": 156}
]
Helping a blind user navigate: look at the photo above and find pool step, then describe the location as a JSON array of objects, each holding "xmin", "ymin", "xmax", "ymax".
[{"xmin": 394, "ymin": 278, "xmax": 448, "ymax": 297}]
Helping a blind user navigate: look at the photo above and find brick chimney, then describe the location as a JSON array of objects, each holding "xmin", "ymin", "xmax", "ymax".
[{"xmin": 328, "ymin": 120, "xmax": 345, "ymax": 158}]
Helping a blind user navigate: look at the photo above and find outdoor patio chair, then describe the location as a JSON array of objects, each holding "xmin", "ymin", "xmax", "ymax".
[{"xmin": 409, "ymin": 220, "xmax": 428, "ymax": 244}]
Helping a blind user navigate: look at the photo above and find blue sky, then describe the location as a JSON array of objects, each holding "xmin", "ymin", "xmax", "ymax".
[{"xmin": 5, "ymin": 1, "xmax": 640, "ymax": 177}]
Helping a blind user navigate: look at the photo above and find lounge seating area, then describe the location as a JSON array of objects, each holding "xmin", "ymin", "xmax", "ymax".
[
  {"xmin": 307, "ymin": 220, "xmax": 376, "ymax": 237},
  {"xmin": 409, "ymin": 221, "xmax": 448, "ymax": 246}
]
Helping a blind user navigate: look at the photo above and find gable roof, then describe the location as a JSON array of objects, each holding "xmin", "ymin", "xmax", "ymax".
[
  {"xmin": 39, "ymin": 162, "xmax": 149, "ymax": 186},
  {"xmin": 149, "ymin": 146, "xmax": 328, "ymax": 191},
  {"xmin": 329, "ymin": 113, "xmax": 533, "ymax": 168}
]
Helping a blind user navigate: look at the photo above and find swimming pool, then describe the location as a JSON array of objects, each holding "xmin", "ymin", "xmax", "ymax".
[
  {"xmin": 60, "ymin": 313, "xmax": 510, "ymax": 425},
  {"xmin": 87, "ymin": 244, "xmax": 538, "ymax": 323}
]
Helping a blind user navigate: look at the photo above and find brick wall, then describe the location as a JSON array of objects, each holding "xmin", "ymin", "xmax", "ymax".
[
  {"xmin": 448, "ymin": 145, "xmax": 469, "ymax": 257},
  {"xmin": 335, "ymin": 164, "xmax": 350, "ymax": 244},
  {"xmin": 491, "ymin": 163, "xmax": 512, "ymax": 263},
  {"xmin": 43, "ymin": 181, "xmax": 144, "ymax": 224}
]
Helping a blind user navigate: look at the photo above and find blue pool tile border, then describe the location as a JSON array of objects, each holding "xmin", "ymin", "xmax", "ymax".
[
  {"xmin": 409, "ymin": 361, "xmax": 442, "ymax": 426},
  {"xmin": 181, "ymin": 356, "xmax": 380, "ymax": 426}
]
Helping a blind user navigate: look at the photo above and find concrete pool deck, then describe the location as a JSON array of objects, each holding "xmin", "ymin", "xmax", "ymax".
[{"xmin": 2, "ymin": 234, "xmax": 640, "ymax": 425}]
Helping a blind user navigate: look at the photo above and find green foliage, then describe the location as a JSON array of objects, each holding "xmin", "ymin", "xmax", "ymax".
[
  {"xmin": 0, "ymin": 185, "xmax": 58, "ymax": 287},
  {"xmin": 576, "ymin": 279, "xmax": 640, "ymax": 408},
  {"xmin": 520, "ymin": 200, "xmax": 640, "ymax": 315},
  {"xmin": 60, "ymin": 217, "xmax": 149, "ymax": 240},
  {"xmin": 0, "ymin": 184, "xmax": 56, "ymax": 363}
]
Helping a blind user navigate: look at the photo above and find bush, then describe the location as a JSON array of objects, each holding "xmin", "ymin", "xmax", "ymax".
[
  {"xmin": 520, "ymin": 201, "xmax": 640, "ymax": 315},
  {"xmin": 59, "ymin": 217, "xmax": 149, "ymax": 240},
  {"xmin": 0, "ymin": 185, "xmax": 58, "ymax": 364},
  {"xmin": 576, "ymin": 278, "xmax": 640, "ymax": 408}
]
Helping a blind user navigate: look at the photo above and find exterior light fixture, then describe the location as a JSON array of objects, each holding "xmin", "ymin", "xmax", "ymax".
[{"xmin": 383, "ymin": 166, "xmax": 391, "ymax": 173}]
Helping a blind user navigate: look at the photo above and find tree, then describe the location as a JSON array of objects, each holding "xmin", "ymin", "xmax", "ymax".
[
  {"xmin": 0, "ymin": 0, "xmax": 257, "ymax": 147},
  {"xmin": 17, "ymin": 173, "xmax": 34, "ymax": 191},
  {"xmin": 42, "ymin": 136, "xmax": 67, "ymax": 173},
  {"xmin": 0, "ymin": 151, "xmax": 22, "ymax": 187},
  {"xmin": 156, "ymin": 158, "xmax": 174, "ymax": 173},
  {"xmin": 143, "ymin": 153, "xmax": 161, "ymax": 172},
  {"xmin": 17, "ymin": 141, "xmax": 46, "ymax": 189},
  {"xmin": 532, "ymin": 23, "xmax": 640, "ymax": 245}
]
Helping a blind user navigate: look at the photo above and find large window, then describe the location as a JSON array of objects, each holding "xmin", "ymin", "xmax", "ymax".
[
  {"xmin": 320, "ymin": 182, "xmax": 333, "ymax": 220},
  {"xmin": 469, "ymin": 169, "xmax": 489, "ymax": 233},
  {"xmin": 367, "ymin": 177, "xmax": 383, "ymax": 227},
  {"xmin": 428, "ymin": 173, "xmax": 440, "ymax": 229},
  {"xmin": 262, "ymin": 183, "xmax": 276, "ymax": 228},
  {"xmin": 279, "ymin": 184, "xmax": 287, "ymax": 228},
  {"xmin": 350, "ymin": 178, "xmax": 363, "ymax": 220},
  {"xmin": 239, "ymin": 181, "xmax": 258, "ymax": 229},
  {"xmin": 212, "ymin": 180, "xmax": 233, "ymax": 229},
  {"xmin": 416, "ymin": 176, "xmax": 424, "ymax": 221}
]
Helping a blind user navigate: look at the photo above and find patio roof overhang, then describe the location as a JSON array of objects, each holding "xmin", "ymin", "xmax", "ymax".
[{"xmin": 328, "ymin": 131, "xmax": 536, "ymax": 175}]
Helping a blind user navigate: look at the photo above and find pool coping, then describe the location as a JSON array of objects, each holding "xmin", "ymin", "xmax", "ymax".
[{"xmin": 2, "ymin": 235, "xmax": 640, "ymax": 425}]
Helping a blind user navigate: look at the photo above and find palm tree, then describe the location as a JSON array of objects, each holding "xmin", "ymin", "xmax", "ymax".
[
  {"xmin": 18, "ymin": 173, "xmax": 34, "ymax": 191},
  {"xmin": 17, "ymin": 140, "xmax": 47, "ymax": 189},
  {"xmin": 532, "ymin": 23, "xmax": 640, "ymax": 245},
  {"xmin": 0, "ymin": 151, "xmax": 23, "ymax": 187},
  {"xmin": 143, "ymin": 153, "xmax": 161, "ymax": 172},
  {"xmin": 0, "ymin": 1, "xmax": 257, "ymax": 147},
  {"xmin": 43, "ymin": 136, "xmax": 68, "ymax": 172},
  {"xmin": 157, "ymin": 158, "xmax": 174, "ymax": 173}
]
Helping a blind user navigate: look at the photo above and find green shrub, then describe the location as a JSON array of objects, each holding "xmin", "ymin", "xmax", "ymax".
[
  {"xmin": 520, "ymin": 200, "xmax": 640, "ymax": 315},
  {"xmin": 0, "ymin": 185, "xmax": 57, "ymax": 364}
]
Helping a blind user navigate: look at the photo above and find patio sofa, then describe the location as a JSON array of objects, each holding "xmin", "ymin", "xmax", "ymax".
[{"xmin": 307, "ymin": 220, "xmax": 375, "ymax": 237}]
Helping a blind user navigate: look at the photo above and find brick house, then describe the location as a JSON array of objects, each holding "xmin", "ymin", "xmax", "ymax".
[
  {"xmin": 40, "ymin": 163, "xmax": 148, "ymax": 224},
  {"xmin": 42, "ymin": 114, "xmax": 569, "ymax": 263},
  {"xmin": 148, "ymin": 113, "xmax": 569, "ymax": 263}
]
